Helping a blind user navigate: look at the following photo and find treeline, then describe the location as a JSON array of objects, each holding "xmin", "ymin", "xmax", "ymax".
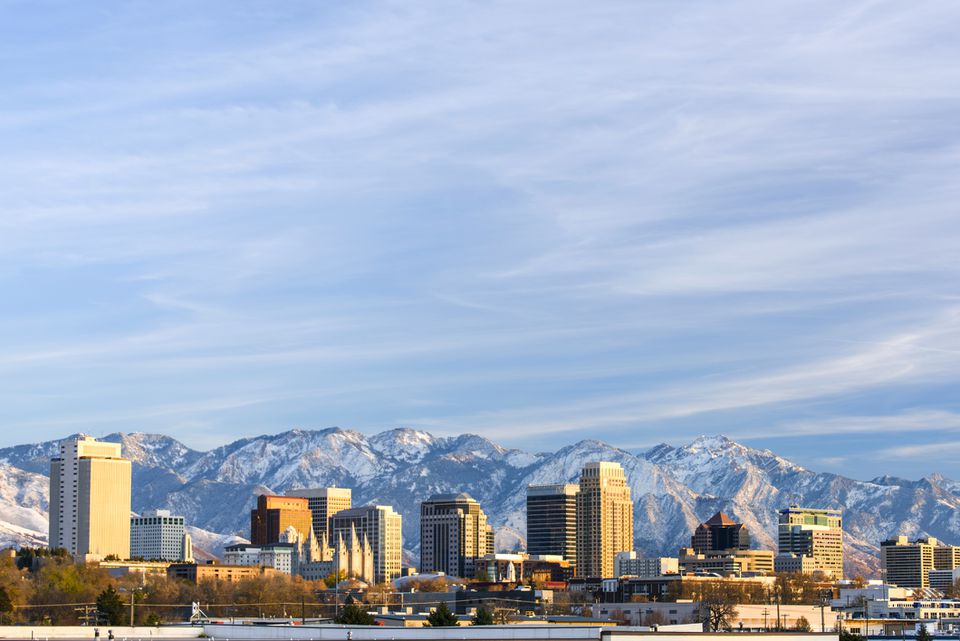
[
  {"xmin": 664, "ymin": 573, "xmax": 833, "ymax": 605},
  {"xmin": 0, "ymin": 550, "xmax": 335, "ymax": 625}
]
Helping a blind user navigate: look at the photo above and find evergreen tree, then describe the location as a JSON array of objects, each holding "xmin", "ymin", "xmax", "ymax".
[
  {"xmin": 471, "ymin": 605, "xmax": 494, "ymax": 626},
  {"xmin": 96, "ymin": 586, "xmax": 125, "ymax": 625},
  {"xmin": 917, "ymin": 623, "xmax": 932, "ymax": 641},
  {"xmin": 793, "ymin": 616, "xmax": 812, "ymax": 632},
  {"xmin": 335, "ymin": 603, "xmax": 375, "ymax": 625},
  {"xmin": 426, "ymin": 601, "xmax": 459, "ymax": 627}
]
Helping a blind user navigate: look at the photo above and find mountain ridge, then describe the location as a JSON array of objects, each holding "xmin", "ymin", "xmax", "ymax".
[{"xmin": 2, "ymin": 427, "xmax": 958, "ymax": 576}]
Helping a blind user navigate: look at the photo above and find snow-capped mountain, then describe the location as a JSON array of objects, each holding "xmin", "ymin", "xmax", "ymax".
[{"xmin": 2, "ymin": 428, "xmax": 958, "ymax": 577}]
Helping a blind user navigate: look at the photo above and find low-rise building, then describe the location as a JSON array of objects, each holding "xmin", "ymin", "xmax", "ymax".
[
  {"xmin": 167, "ymin": 562, "xmax": 277, "ymax": 583},
  {"xmin": 678, "ymin": 546, "xmax": 774, "ymax": 576},
  {"xmin": 223, "ymin": 542, "xmax": 295, "ymax": 575},
  {"xmin": 614, "ymin": 551, "xmax": 679, "ymax": 577}
]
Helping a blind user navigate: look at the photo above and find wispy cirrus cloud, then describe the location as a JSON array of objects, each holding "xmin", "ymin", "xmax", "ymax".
[{"xmin": 0, "ymin": 1, "xmax": 958, "ymax": 477}]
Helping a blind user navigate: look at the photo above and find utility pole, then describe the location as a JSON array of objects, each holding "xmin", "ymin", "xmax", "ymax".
[{"xmin": 775, "ymin": 586, "xmax": 781, "ymax": 631}]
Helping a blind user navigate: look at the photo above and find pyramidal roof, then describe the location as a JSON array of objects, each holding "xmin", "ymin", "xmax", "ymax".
[{"xmin": 704, "ymin": 511, "xmax": 739, "ymax": 526}]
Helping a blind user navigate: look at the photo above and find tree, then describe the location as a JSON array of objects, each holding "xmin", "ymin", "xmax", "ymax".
[
  {"xmin": 701, "ymin": 594, "xmax": 738, "ymax": 631},
  {"xmin": 96, "ymin": 586, "xmax": 125, "ymax": 625},
  {"xmin": 917, "ymin": 623, "xmax": 932, "ymax": 641},
  {"xmin": 0, "ymin": 586, "xmax": 13, "ymax": 625},
  {"xmin": 794, "ymin": 616, "xmax": 812, "ymax": 632},
  {"xmin": 471, "ymin": 605, "xmax": 494, "ymax": 626},
  {"xmin": 426, "ymin": 601, "xmax": 459, "ymax": 627},
  {"xmin": 335, "ymin": 602, "xmax": 375, "ymax": 625}
]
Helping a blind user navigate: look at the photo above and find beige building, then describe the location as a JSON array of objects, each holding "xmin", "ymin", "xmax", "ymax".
[
  {"xmin": 576, "ymin": 461, "xmax": 633, "ymax": 578},
  {"xmin": 49, "ymin": 436, "xmax": 132, "ymax": 560},
  {"xmin": 286, "ymin": 487, "xmax": 352, "ymax": 540},
  {"xmin": 777, "ymin": 506, "xmax": 843, "ymax": 578},
  {"xmin": 679, "ymin": 546, "xmax": 775, "ymax": 576},
  {"xmin": 881, "ymin": 535, "xmax": 960, "ymax": 588},
  {"xmin": 420, "ymin": 492, "xmax": 491, "ymax": 578},
  {"xmin": 331, "ymin": 505, "xmax": 402, "ymax": 583}
]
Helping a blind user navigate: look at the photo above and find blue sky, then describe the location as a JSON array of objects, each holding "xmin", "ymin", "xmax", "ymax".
[{"xmin": 1, "ymin": 1, "xmax": 959, "ymax": 480}]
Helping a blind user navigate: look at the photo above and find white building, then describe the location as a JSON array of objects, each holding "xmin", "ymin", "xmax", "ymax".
[
  {"xmin": 223, "ymin": 542, "xmax": 295, "ymax": 575},
  {"xmin": 130, "ymin": 509, "xmax": 191, "ymax": 561},
  {"xmin": 614, "ymin": 551, "xmax": 679, "ymax": 577}
]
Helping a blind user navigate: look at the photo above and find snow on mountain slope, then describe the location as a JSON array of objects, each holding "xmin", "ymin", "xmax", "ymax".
[{"xmin": 2, "ymin": 429, "xmax": 959, "ymax": 577}]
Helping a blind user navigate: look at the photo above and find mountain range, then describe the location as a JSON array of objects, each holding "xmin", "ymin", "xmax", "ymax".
[{"xmin": 1, "ymin": 428, "xmax": 958, "ymax": 577}]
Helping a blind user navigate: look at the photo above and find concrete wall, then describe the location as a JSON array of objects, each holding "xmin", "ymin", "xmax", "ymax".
[
  {"xmin": 203, "ymin": 624, "xmax": 836, "ymax": 641},
  {"xmin": 0, "ymin": 626, "xmax": 201, "ymax": 640},
  {"xmin": 204, "ymin": 623, "xmax": 607, "ymax": 641}
]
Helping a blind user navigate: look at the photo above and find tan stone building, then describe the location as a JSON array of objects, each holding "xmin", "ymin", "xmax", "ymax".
[
  {"xmin": 49, "ymin": 436, "xmax": 132, "ymax": 560},
  {"xmin": 575, "ymin": 461, "xmax": 633, "ymax": 578},
  {"xmin": 285, "ymin": 487, "xmax": 352, "ymax": 540},
  {"xmin": 167, "ymin": 562, "xmax": 276, "ymax": 583},
  {"xmin": 331, "ymin": 505, "xmax": 402, "ymax": 583}
]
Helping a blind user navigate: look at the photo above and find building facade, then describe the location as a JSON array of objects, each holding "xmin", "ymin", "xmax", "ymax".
[
  {"xmin": 130, "ymin": 509, "xmax": 191, "ymax": 562},
  {"xmin": 49, "ymin": 436, "xmax": 132, "ymax": 560},
  {"xmin": 331, "ymin": 505, "xmax": 402, "ymax": 583},
  {"xmin": 614, "ymin": 551, "xmax": 679, "ymax": 577},
  {"xmin": 285, "ymin": 487, "xmax": 352, "ymax": 541},
  {"xmin": 250, "ymin": 495, "xmax": 313, "ymax": 545},
  {"xmin": 526, "ymin": 484, "xmax": 578, "ymax": 568},
  {"xmin": 881, "ymin": 536, "xmax": 960, "ymax": 588},
  {"xmin": 691, "ymin": 511, "xmax": 750, "ymax": 553},
  {"xmin": 777, "ymin": 506, "xmax": 843, "ymax": 578},
  {"xmin": 420, "ymin": 493, "xmax": 491, "ymax": 579},
  {"xmin": 167, "ymin": 562, "xmax": 276, "ymax": 583},
  {"xmin": 575, "ymin": 462, "xmax": 633, "ymax": 578},
  {"xmin": 223, "ymin": 542, "xmax": 295, "ymax": 575}
]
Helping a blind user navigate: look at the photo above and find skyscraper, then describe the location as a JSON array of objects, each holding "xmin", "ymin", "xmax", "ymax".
[
  {"xmin": 526, "ymin": 484, "xmax": 578, "ymax": 567},
  {"xmin": 49, "ymin": 436, "xmax": 132, "ymax": 560},
  {"xmin": 691, "ymin": 512, "xmax": 750, "ymax": 553},
  {"xmin": 130, "ymin": 509, "xmax": 191, "ymax": 561},
  {"xmin": 420, "ymin": 493, "xmax": 491, "ymax": 578},
  {"xmin": 576, "ymin": 462, "xmax": 633, "ymax": 578},
  {"xmin": 250, "ymin": 495, "xmax": 313, "ymax": 545},
  {"xmin": 331, "ymin": 505, "xmax": 402, "ymax": 583},
  {"xmin": 285, "ymin": 487, "xmax": 352, "ymax": 541},
  {"xmin": 776, "ymin": 506, "xmax": 843, "ymax": 578}
]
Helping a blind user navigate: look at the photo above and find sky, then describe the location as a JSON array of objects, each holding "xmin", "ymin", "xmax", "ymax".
[{"xmin": 1, "ymin": 1, "xmax": 959, "ymax": 480}]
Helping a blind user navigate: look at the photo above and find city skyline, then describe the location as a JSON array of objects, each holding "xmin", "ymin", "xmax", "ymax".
[{"xmin": 2, "ymin": 2, "xmax": 960, "ymax": 481}]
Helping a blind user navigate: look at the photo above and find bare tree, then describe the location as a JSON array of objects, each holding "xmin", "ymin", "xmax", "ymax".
[{"xmin": 701, "ymin": 594, "xmax": 739, "ymax": 631}]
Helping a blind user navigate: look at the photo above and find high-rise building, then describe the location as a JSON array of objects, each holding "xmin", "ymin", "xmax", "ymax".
[
  {"xmin": 691, "ymin": 512, "xmax": 750, "ymax": 553},
  {"xmin": 49, "ymin": 436, "xmax": 132, "ymax": 560},
  {"xmin": 331, "ymin": 505, "xmax": 402, "ymax": 583},
  {"xmin": 881, "ymin": 536, "xmax": 960, "ymax": 588},
  {"xmin": 526, "ymin": 484, "xmax": 578, "ymax": 567},
  {"xmin": 285, "ymin": 487, "xmax": 352, "ymax": 541},
  {"xmin": 130, "ymin": 509, "xmax": 191, "ymax": 561},
  {"xmin": 576, "ymin": 462, "xmax": 633, "ymax": 578},
  {"xmin": 250, "ymin": 495, "xmax": 313, "ymax": 545},
  {"xmin": 776, "ymin": 506, "xmax": 843, "ymax": 578},
  {"xmin": 420, "ymin": 493, "xmax": 491, "ymax": 578}
]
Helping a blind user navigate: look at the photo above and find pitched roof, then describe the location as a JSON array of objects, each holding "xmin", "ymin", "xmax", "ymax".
[{"xmin": 704, "ymin": 511, "xmax": 739, "ymax": 526}]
